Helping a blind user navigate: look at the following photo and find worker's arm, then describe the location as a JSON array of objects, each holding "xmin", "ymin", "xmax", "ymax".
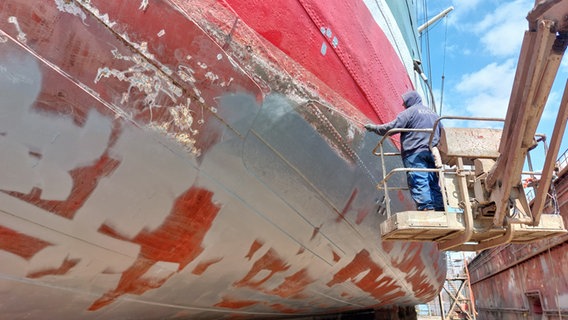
[{"xmin": 364, "ymin": 111, "xmax": 409, "ymax": 136}]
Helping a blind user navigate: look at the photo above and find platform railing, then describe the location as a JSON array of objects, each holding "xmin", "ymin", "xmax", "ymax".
[
  {"xmin": 371, "ymin": 128, "xmax": 443, "ymax": 218},
  {"xmin": 371, "ymin": 116, "xmax": 505, "ymax": 220},
  {"xmin": 556, "ymin": 147, "xmax": 568, "ymax": 172},
  {"xmin": 370, "ymin": 116, "xmax": 565, "ymax": 251},
  {"xmin": 370, "ymin": 117, "xmax": 559, "ymax": 201}
]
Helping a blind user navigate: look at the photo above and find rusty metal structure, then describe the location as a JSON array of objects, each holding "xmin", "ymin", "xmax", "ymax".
[
  {"xmin": 438, "ymin": 253, "xmax": 476, "ymax": 320},
  {"xmin": 417, "ymin": 252, "xmax": 477, "ymax": 320},
  {"xmin": 468, "ymin": 153, "xmax": 568, "ymax": 319}
]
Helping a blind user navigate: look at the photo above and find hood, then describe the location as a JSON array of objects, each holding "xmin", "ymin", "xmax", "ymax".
[{"xmin": 402, "ymin": 90, "xmax": 422, "ymax": 108}]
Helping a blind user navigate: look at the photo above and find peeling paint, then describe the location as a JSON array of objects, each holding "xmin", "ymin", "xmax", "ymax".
[
  {"xmin": 76, "ymin": 1, "xmax": 116, "ymax": 27},
  {"xmin": 205, "ymin": 71, "xmax": 219, "ymax": 82},
  {"xmin": 331, "ymin": 250, "xmax": 341, "ymax": 262},
  {"xmin": 147, "ymin": 120, "xmax": 200, "ymax": 156},
  {"xmin": 169, "ymin": 98, "xmax": 196, "ymax": 132},
  {"xmin": 176, "ymin": 64, "xmax": 194, "ymax": 83},
  {"xmin": 95, "ymin": 49, "xmax": 182, "ymax": 108},
  {"xmin": 7, "ymin": 16, "xmax": 26, "ymax": 43},
  {"xmin": 54, "ymin": 0, "xmax": 87, "ymax": 23},
  {"xmin": 0, "ymin": 51, "xmax": 115, "ymax": 203},
  {"xmin": 139, "ymin": 0, "xmax": 149, "ymax": 11}
]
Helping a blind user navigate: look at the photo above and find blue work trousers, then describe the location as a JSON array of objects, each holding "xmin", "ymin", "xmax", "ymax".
[{"xmin": 402, "ymin": 151, "xmax": 444, "ymax": 211}]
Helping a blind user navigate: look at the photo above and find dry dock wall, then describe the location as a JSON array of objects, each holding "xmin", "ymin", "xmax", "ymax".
[{"xmin": 468, "ymin": 165, "xmax": 568, "ymax": 319}]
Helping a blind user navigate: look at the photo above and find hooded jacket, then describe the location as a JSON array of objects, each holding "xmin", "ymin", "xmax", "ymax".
[{"xmin": 368, "ymin": 91, "xmax": 441, "ymax": 158}]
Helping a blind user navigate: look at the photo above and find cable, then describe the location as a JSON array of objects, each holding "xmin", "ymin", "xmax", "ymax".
[
  {"xmin": 422, "ymin": 0, "xmax": 432, "ymax": 92},
  {"xmin": 439, "ymin": 14, "xmax": 449, "ymax": 116},
  {"xmin": 419, "ymin": 0, "xmax": 440, "ymax": 112}
]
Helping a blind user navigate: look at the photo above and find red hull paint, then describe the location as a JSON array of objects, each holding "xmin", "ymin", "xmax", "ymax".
[
  {"xmin": 0, "ymin": 0, "xmax": 443, "ymax": 318},
  {"xmin": 222, "ymin": 0, "xmax": 412, "ymax": 123}
]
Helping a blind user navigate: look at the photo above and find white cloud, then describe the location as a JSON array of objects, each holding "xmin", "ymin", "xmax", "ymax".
[
  {"xmin": 427, "ymin": 0, "xmax": 568, "ymax": 158},
  {"xmin": 479, "ymin": 21, "xmax": 526, "ymax": 56},
  {"xmin": 461, "ymin": 92, "xmax": 510, "ymax": 119},
  {"xmin": 445, "ymin": 0, "xmax": 482, "ymax": 27},
  {"xmin": 458, "ymin": 0, "xmax": 482, "ymax": 11},
  {"xmin": 474, "ymin": 0, "xmax": 532, "ymax": 57},
  {"xmin": 456, "ymin": 59, "xmax": 515, "ymax": 95},
  {"xmin": 443, "ymin": 0, "xmax": 531, "ymax": 56},
  {"xmin": 451, "ymin": 59, "xmax": 517, "ymax": 119}
]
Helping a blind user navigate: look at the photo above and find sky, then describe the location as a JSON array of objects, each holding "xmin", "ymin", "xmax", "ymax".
[{"xmin": 417, "ymin": 0, "xmax": 568, "ymax": 171}]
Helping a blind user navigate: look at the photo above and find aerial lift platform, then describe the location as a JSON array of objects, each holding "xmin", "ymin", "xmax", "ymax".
[{"xmin": 375, "ymin": 0, "xmax": 568, "ymax": 251}]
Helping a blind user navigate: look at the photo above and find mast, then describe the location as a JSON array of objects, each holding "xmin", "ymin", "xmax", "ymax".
[{"xmin": 418, "ymin": 7, "xmax": 454, "ymax": 34}]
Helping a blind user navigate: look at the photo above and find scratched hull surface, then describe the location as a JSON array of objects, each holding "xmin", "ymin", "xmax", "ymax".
[{"xmin": 0, "ymin": 1, "xmax": 445, "ymax": 319}]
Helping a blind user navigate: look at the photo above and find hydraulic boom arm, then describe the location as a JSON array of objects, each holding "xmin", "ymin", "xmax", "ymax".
[{"xmin": 485, "ymin": 0, "xmax": 568, "ymax": 227}]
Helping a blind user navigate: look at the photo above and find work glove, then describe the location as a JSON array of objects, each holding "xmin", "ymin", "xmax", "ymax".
[
  {"xmin": 431, "ymin": 146, "xmax": 443, "ymax": 168},
  {"xmin": 364, "ymin": 124, "xmax": 377, "ymax": 132}
]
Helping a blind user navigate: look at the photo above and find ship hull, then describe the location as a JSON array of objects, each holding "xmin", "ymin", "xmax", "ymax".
[{"xmin": 0, "ymin": 0, "xmax": 445, "ymax": 318}]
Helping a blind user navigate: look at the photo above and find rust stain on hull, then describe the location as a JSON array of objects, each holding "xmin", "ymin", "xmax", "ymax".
[
  {"xmin": 191, "ymin": 257, "xmax": 224, "ymax": 275},
  {"xmin": 268, "ymin": 268, "xmax": 315, "ymax": 299},
  {"xmin": 92, "ymin": 186, "xmax": 221, "ymax": 310},
  {"xmin": 0, "ymin": 225, "xmax": 52, "ymax": 260},
  {"xmin": 383, "ymin": 242, "xmax": 441, "ymax": 301},
  {"xmin": 27, "ymin": 257, "xmax": 80, "ymax": 278},
  {"xmin": 234, "ymin": 248, "xmax": 290, "ymax": 289},
  {"xmin": 327, "ymin": 249, "xmax": 405, "ymax": 304},
  {"xmin": 5, "ymin": 154, "xmax": 121, "ymax": 220},
  {"xmin": 245, "ymin": 239, "xmax": 264, "ymax": 260},
  {"xmin": 214, "ymin": 297, "xmax": 259, "ymax": 309}
]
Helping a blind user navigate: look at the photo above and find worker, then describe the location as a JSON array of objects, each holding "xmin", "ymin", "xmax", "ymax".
[{"xmin": 365, "ymin": 90, "xmax": 444, "ymax": 211}]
